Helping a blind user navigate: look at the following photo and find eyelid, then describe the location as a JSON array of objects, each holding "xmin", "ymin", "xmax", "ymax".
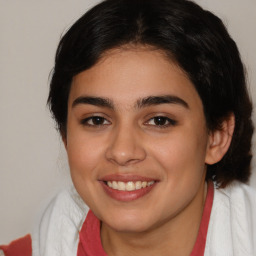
[
  {"xmin": 144, "ymin": 115, "xmax": 177, "ymax": 128},
  {"xmin": 80, "ymin": 114, "xmax": 112, "ymax": 126}
]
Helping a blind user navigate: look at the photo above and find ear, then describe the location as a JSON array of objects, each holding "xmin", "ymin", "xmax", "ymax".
[{"xmin": 205, "ymin": 113, "xmax": 235, "ymax": 165}]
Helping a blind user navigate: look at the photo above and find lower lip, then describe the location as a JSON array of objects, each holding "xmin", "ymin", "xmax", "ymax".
[{"xmin": 100, "ymin": 181, "xmax": 157, "ymax": 202}]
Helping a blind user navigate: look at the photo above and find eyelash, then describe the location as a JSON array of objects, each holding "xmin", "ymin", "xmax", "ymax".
[
  {"xmin": 80, "ymin": 115, "xmax": 177, "ymax": 128},
  {"xmin": 145, "ymin": 116, "xmax": 177, "ymax": 128},
  {"xmin": 80, "ymin": 116, "xmax": 111, "ymax": 127}
]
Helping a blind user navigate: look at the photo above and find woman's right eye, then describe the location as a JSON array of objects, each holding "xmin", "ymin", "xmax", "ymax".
[{"xmin": 80, "ymin": 116, "xmax": 111, "ymax": 126}]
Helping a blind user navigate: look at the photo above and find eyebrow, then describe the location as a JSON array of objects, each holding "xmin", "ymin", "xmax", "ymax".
[
  {"xmin": 72, "ymin": 95, "xmax": 189, "ymax": 109},
  {"xmin": 136, "ymin": 95, "xmax": 189, "ymax": 109},
  {"xmin": 72, "ymin": 96, "xmax": 114, "ymax": 109}
]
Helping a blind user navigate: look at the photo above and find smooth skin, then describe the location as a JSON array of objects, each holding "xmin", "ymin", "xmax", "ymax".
[{"xmin": 64, "ymin": 47, "xmax": 234, "ymax": 256}]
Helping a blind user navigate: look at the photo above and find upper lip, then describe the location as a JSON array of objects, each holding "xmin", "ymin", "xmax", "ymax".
[{"xmin": 99, "ymin": 174, "xmax": 159, "ymax": 182}]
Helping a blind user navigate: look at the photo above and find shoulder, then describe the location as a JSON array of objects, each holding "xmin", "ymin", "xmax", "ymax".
[
  {"xmin": 33, "ymin": 186, "xmax": 89, "ymax": 256},
  {"xmin": 215, "ymin": 181, "xmax": 256, "ymax": 231},
  {"xmin": 0, "ymin": 187, "xmax": 89, "ymax": 256},
  {"xmin": 218, "ymin": 181, "xmax": 256, "ymax": 205},
  {"xmin": 0, "ymin": 235, "xmax": 32, "ymax": 256},
  {"xmin": 205, "ymin": 181, "xmax": 256, "ymax": 256}
]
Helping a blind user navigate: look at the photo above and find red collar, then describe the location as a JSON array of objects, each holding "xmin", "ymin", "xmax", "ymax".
[
  {"xmin": 77, "ymin": 181, "xmax": 214, "ymax": 256},
  {"xmin": 190, "ymin": 181, "xmax": 214, "ymax": 255}
]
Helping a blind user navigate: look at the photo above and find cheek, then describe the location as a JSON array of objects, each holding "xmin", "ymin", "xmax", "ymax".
[
  {"xmin": 148, "ymin": 128, "xmax": 208, "ymax": 176},
  {"xmin": 66, "ymin": 135, "xmax": 106, "ymax": 204},
  {"xmin": 66, "ymin": 132, "xmax": 105, "ymax": 178}
]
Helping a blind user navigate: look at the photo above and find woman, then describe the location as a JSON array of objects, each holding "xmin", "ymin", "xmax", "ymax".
[{"xmin": 1, "ymin": 0, "xmax": 255, "ymax": 255}]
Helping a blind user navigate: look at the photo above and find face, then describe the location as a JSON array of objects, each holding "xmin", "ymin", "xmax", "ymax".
[{"xmin": 65, "ymin": 48, "xmax": 212, "ymax": 234}]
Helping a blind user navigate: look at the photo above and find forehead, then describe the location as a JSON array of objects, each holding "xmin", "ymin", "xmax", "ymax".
[{"xmin": 69, "ymin": 48, "xmax": 202, "ymax": 111}]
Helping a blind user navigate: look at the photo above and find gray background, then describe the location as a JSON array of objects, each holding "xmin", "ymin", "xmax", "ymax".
[{"xmin": 0, "ymin": 0, "xmax": 255, "ymax": 243}]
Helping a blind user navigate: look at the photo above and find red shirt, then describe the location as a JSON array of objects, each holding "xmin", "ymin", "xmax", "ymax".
[
  {"xmin": 77, "ymin": 181, "xmax": 214, "ymax": 256},
  {"xmin": 0, "ymin": 234, "xmax": 32, "ymax": 256}
]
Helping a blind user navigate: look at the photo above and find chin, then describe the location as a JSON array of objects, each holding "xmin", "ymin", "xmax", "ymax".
[{"xmin": 102, "ymin": 211, "xmax": 156, "ymax": 233}]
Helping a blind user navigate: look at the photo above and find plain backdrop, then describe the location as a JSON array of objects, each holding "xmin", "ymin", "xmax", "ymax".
[{"xmin": 0, "ymin": 0, "xmax": 256, "ymax": 244}]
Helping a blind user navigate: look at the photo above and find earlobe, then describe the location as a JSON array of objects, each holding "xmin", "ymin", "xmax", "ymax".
[{"xmin": 205, "ymin": 114, "xmax": 235, "ymax": 165}]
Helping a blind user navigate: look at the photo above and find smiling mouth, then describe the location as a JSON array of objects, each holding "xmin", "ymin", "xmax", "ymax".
[
  {"xmin": 100, "ymin": 174, "xmax": 158, "ymax": 201},
  {"xmin": 104, "ymin": 180, "xmax": 155, "ymax": 191}
]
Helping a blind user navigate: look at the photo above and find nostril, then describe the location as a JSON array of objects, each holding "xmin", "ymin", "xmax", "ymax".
[{"xmin": 105, "ymin": 130, "xmax": 147, "ymax": 165}]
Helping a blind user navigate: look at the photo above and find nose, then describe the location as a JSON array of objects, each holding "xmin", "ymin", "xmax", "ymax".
[{"xmin": 105, "ymin": 125, "xmax": 146, "ymax": 166}]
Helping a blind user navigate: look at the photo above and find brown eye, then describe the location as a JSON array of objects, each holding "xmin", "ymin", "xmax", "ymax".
[
  {"xmin": 90, "ymin": 116, "xmax": 105, "ymax": 125},
  {"xmin": 154, "ymin": 117, "xmax": 169, "ymax": 126},
  {"xmin": 81, "ymin": 116, "xmax": 111, "ymax": 126},
  {"xmin": 146, "ymin": 116, "xmax": 177, "ymax": 127}
]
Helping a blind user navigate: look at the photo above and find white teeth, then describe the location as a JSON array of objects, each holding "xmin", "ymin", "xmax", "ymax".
[
  {"xmin": 112, "ymin": 181, "xmax": 118, "ymax": 189},
  {"xmin": 142, "ymin": 181, "xmax": 147, "ymax": 188},
  {"xmin": 147, "ymin": 181, "xmax": 154, "ymax": 187},
  {"xmin": 117, "ymin": 181, "xmax": 126, "ymax": 191},
  {"xmin": 126, "ymin": 181, "xmax": 135, "ymax": 191},
  {"xmin": 106, "ymin": 180, "xmax": 155, "ymax": 191},
  {"xmin": 135, "ymin": 181, "xmax": 142, "ymax": 190}
]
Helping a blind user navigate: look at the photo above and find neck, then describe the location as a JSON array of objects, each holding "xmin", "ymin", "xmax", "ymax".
[{"xmin": 101, "ymin": 180, "xmax": 208, "ymax": 256}]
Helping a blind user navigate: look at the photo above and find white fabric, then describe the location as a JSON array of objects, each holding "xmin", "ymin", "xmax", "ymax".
[
  {"xmin": 32, "ymin": 187, "xmax": 89, "ymax": 256},
  {"xmin": 205, "ymin": 182, "xmax": 256, "ymax": 256},
  {"xmin": 33, "ymin": 182, "xmax": 256, "ymax": 256}
]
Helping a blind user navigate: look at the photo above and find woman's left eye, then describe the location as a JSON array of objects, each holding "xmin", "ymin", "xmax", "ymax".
[{"xmin": 146, "ymin": 116, "xmax": 176, "ymax": 127}]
